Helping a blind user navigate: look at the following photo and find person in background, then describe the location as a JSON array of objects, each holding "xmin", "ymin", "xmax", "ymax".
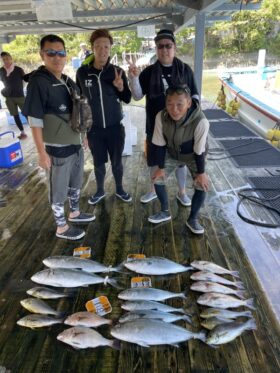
[
  {"xmin": 0, "ymin": 52, "xmax": 28, "ymax": 139},
  {"xmin": 76, "ymin": 29, "xmax": 132, "ymax": 205},
  {"xmin": 23, "ymin": 34, "xmax": 95, "ymax": 240},
  {"xmin": 78, "ymin": 42, "xmax": 91, "ymax": 62},
  {"xmin": 128, "ymin": 29, "xmax": 199, "ymax": 206},
  {"xmin": 149, "ymin": 85, "xmax": 209, "ymax": 234}
]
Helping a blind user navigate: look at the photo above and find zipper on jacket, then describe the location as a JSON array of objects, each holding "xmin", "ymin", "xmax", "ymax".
[{"xmin": 88, "ymin": 70, "xmax": 106, "ymax": 128}]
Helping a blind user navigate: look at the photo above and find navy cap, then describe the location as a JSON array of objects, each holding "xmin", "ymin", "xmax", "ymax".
[{"xmin": 154, "ymin": 29, "xmax": 176, "ymax": 44}]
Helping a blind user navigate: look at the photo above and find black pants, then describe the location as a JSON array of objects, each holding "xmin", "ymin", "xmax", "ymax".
[{"xmin": 87, "ymin": 125, "xmax": 125, "ymax": 190}]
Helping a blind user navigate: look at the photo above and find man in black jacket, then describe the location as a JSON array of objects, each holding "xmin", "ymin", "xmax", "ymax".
[
  {"xmin": 76, "ymin": 29, "xmax": 132, "ymax": 205},
  {"xmin": 0, "ymin": 52, "xmax": 27, "ymax": 139}
]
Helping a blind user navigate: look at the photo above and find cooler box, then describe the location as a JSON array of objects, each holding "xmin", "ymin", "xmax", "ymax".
[{"xmin": 0, "ymin": 131, "xmax": 23, "ymax": 168}]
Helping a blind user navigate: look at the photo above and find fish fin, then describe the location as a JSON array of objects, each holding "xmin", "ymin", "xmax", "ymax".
[
  {"xmin": 197, "ymin": 331, "xmax": 207, "ymax": 342},
  {"xmin": 236, "ymin": 290, "xmax": 246, "ymax": 299},
  {"xmin": 179, "ymin": 292, "xmax": 187, "ymax": 299},
  {"xmin": 184, "ymin": 266, "xmax": 195, "ymax": 272},
  {"xmin": 230, "ymin": 270, "xmax": 240, "ymax": 278},
  {"xmin": 246, "ymin": 318, "xmax": 257, "ymax": 331},
  {"xmin": 243, "ymin": 311, "xmax": 253, "ymax": 318},
  {"xmin": 137, "ymin": 341, "xmax": 150, "ymax": 348},
  {"xmin": 111, "ymin": 339, "xmax": 121, "ymax": 350},
  {"xmin": 245, "ymin": 298, "xmax": 256, "ymax": 310},
  {"xmin": 171, "ymin": 344, "xmax": 180, "ymax": 348},
  {"xmin": 206, "ymin": 343, "xmax": 220, "ymax": 349},
  {"xmin": 235, "ymin": 281, "xmax": 245, "ymax": 290},
  {"xmin": 111, "ymin": 264, "xmax": 130, "ymax": 274}
]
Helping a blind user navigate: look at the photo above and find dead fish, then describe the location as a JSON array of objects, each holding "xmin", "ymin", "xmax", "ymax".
[
  {"xmin": 123, "ymin": 257, "xmax": 193, "ymax": 275},
  {"xmin": 191, "ymin": 261, "xmax": 239, "ymax": 278},
  {"xmin": 121, "ymin": 300, "xmax": 187, "ymax": 314},
  {"xmin": 43, "ymin": 256, "xmax": 121, "ymax": 273},
  {"xmin": 27, "ymin": 286, "xmax": 75, "ymax": 299},
  {"xmin": 197, "ymin": 293, "xmax": 255, "ymax": 310},
  {"xmin": 17, "ymin": 314, "xmax": 64, "ymax": 329},
  {"xmin": 200, "ymin": 308, "xmax": 253, "ymax": 319},
  {"xmin": 119, "ymin": 310, "xmax": 191, "ymax": 324},
  {"xmin": 111, "ymin": 319, "xmax": 206, "ymax": 347},
  {"xmin": 201, "ymin": 317, "xmax": 233, "ymax": 330},
  {"xmin": 57, "ymin": 326, "xmax": 119, "ymax": 349},
  {"xmin": 206, "ymin": 319, "xmax": 257, "ymax": 346},
  {"xmin": 191, "ymin": 271, "xmax": 244, "ymax": 289},
  {"xmin": 20, "ymin": 298, "xmax": 64, "ymax": 316},
  {"xmin": 64, "ymin": 312, "xmax": 112, "ymax": 328},
  {"xmin": 31, "ymin": 268, "xmax": 120, "ymax": 288},
  {"xmin": 118, "ymin": 288, "xmax": 186, "ymax": 302},
  {"xmin": 191, "ymin": 281, "xmax": 245, "ymax": 299}
]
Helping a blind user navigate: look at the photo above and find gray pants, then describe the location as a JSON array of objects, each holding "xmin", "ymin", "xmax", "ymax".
[
  {"xmin": 48, "ymin": 148, "xmax": 84, "ymax": 227},
  {"xmin": 154, "ymin": 154, "xmax": 204, "ymax": 191}
]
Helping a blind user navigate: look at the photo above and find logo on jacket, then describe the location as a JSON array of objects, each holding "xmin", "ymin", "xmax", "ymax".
[
  {"xmin": 85, "ymin": 80, "xmax": 93, "ymax": 87},
  {"xmin": 59, "ymin": 104, "xmax": 67, "ymax": 111}
]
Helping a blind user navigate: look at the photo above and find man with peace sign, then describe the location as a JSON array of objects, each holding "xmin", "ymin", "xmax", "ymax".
[{"xmin": 76, "ymin": 29, "xmax": 132, "ymax": 205}]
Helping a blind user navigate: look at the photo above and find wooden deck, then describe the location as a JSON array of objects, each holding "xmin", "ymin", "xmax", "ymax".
[{"xmin": 0, "ymin": 105, "xmax": 279, "ymax": 373}]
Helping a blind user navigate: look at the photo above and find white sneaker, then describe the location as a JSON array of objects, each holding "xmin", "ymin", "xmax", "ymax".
[{"xmin": 140, "ymin": 191, "xmax": 157, "ymax": 203}]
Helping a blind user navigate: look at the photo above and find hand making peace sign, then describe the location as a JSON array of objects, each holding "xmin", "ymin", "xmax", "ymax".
[{"xmin": 113, "ymin": 68, "xmax": 124, "ymax": 92}]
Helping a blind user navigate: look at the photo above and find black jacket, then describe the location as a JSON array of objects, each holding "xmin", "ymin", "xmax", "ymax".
[
  {"xmin": 0, "ymin": 65, "xmax": 25, "ymax": 97},
  {"xmin": 76, "ymin": 57, "xmax": 131, "ymax": 133}
]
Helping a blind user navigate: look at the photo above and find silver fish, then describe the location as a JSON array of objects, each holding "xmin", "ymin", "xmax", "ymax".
[
  {"xmin": 57, "ymin": 326, "xmax": 119, "ymax": 349},
  {"xmin": 27, "ymin": 286, "xmax": 75, "ymax": 299},
  {"xmin": 206, "ymin": 319, "xmax": 257, "ymax": 345},
  {"xmin": 111, "ymin": 319, "xmax": 206, "ymax": 347},
  {"xmin": 20, "ymin": 298, "xmax": 63, "ymax": 316},
  {"xmin": 31, "ymin": 268, "xmax": 120, "ymax": 288},
  {"xmin": 201, "ymin": 317, "xmax": 233, "ymax": 330},
  {"xmin": 191, "ymin": 261, "xmax": 239, "ymax": 278},
  {"xmin": 17, "ymin": 314, "xmax": 64, "ymax": 329},
  {"xmin": 191, "ymin": 271, "xmax": 244, "ymax": 289},
  {"xmin": 121, "ymin": 300, "xmax": 187, "ymax": 314},
  {"xmin": 191, "ymin": 281, "xmax": 245, "ymax": 299},
  {"xmin": 119, "ymin": 310, "xmax": 191, "ymax": 324},
  {"xmin": 118, "ymin": 288, "xmax": 186, "ymax": 301},
  {"xmin": 43, "ymin": 256, "xmax": 121, "ymax": 273},
  {"xmin": 123, "ymin": 257, "xmax": 193, "ymax": 275},
  {"xmin": 200, "ymin": 308, "xmax": 253, "ymax": 319},
  {"xmin": 64, "ymin": 312, "xmax": 112, "ymax": 328},
  {"xmin": 197, "ymin": 293, "xmax": 255, "ymax": 310}
]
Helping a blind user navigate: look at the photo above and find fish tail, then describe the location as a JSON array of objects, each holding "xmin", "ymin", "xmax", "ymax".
[
  {"xmin": 179, "ymin": 292, "xmax": 187, "ymax": 299},
  {"xmin": 110, "ymin": 339, "xmax": 121, "ymax": 350},
  {"xmin": 230, "ymin": 270, "xmax": 240, "ymax": 278},
  {"xmin": 246, "ymin": 318, "xmax": 257, "ymax": 331},
  {"xmin": 235, "ymin": 281, "xmax": 245, "ymax": 290},
  {"xmin": 245, "ymin": 298, "xmax": 256, "ymax": 310},
  {"xmin": 236, "ymin": 290, "xmax": 246, "ymax": 299},
  {"xmin": 111, "ymin": 264, "xmax": 131, "ymax": 275},
  {"xmin": 242, "ymin": 311, "xmax": 253, "ymax": 318},
  {"xmin": 182, "ymin": 315, "xmax": 192, "ymax": 324},
  {"xmin": 176, "ymin": 308, "xmax": 188, "ymax": 314},
  {"xmin": 107, "ymin": 278, "xmax": 123, "ymax": 289},
  {"xmin": 196, "ymin": 331, "xmax": 207, "ymax": 342},
  {"xmin": 184, "ymin": 266, "xmax": 195, "ymax": 272}
]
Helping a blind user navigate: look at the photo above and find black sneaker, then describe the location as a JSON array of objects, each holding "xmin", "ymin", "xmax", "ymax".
[
  {"xmin": 56, "ymin": 226, "xmax": 85, "ymax": 240},
  {"xmin": 88, "ymin": 193, "xmax": 106, "ymax": 205},
  {"xmin": 68, "ymin": 212, "xmax": 96, "ymax": 223},
  {"xmin": 186, "ymin": 219, "xmax": 204, "ymax": 234},
  {"xmin": 115, "ymin": 192, "xmax": 132, "ymax": 202}
]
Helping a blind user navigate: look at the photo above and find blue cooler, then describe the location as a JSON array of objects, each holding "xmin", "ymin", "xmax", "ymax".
[{"xmin": 0, "ymin": 131, "xmax": 23, "ymax": 168}]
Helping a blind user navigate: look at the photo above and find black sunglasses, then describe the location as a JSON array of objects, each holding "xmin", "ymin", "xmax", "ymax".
[
  {"xmin": 157, "ymin": 43, "xmax": 173, "ymax": 50},
  {"xmin": 166, "ymin": 86, "xmax": 191, "ymax": 96},
  {"xmin": 43, "ymin": 49, "xmax": 66, "ymax": 57}
]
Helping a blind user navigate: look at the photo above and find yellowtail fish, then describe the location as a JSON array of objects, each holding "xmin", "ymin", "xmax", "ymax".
[
  {"xmin": 123, "ymin": 257, "xmax": 193, "ymax": 275},
  {"xmin": 121, "ymin": 300, "xmax": 187, "ymax": 314},
  {"xmin": 111, "ymin": 319, "xmax": 206, "ymax": 347},
  {"xmin": 118, "ymin": 310, "xmax": 191, "ymax": 324}
]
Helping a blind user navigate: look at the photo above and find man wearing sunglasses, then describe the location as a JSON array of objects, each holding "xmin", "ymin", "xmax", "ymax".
[
  {"xmin": 129, "ymin": 29, "xmax": 199, "ymax": 206},
  {"xmin": 23, "ymin": 34, "xmax": 95, "ymax": 240}
]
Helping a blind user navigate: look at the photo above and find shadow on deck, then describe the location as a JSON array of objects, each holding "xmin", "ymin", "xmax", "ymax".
[{"xmin": 0, "ymin": 105, "xmax": 279, "ymax": 373}]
